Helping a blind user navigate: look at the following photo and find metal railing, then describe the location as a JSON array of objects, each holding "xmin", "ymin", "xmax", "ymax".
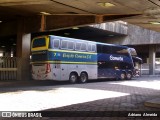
[
  {"xmin": 141, "ymin": 63, "xmax": 160, "ymax": 75},
  {"xmin": 0, "ymin": 57, "xmax": 19, "ymax": 80}
]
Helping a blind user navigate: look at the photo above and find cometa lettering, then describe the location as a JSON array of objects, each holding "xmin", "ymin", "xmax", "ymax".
[{"xmin": 110, "ymin": 55, "xmax": 123, "ymax": 61}]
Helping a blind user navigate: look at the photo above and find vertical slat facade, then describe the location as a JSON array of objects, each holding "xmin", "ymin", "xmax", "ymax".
[{"xmin": 0, "ymin": 57, "xmax": 19, "ymax": 80}]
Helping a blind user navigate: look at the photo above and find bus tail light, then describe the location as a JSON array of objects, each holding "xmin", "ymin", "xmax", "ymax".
[{"xmin": 46, "ymin": 63, "xmax": 51, "ymax": 73}]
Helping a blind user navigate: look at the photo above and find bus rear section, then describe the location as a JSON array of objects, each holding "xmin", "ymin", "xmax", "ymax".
[
  {"xmin": 31, "ymin": 36, "xmax": 53, "ymax": 80},
  {"xmin": 31, "ymin": 63, "xmax": 52, "ymax": 80}
]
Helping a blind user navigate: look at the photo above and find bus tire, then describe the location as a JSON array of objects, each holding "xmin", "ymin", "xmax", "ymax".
[
  {"xmin": 126, "ymin": 72, "xmax": 132, "ymax": 80},
  {"xmin": 120, "ymin": 72, "xmax": 126, "ymax": 80},
  {"xmin": 79, "ymin": 72, "xmax": 88, "ymax": 83},
  {"xmin": 69, "ymin": 72, "xmax": 78, "ymax": 84}
]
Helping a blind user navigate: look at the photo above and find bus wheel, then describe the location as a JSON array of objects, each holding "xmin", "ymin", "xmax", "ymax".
[
  {"xmin": 120, "ymin": 72, "xmax": 126, "ymax": 80},
  {"xmin": 79, "ymin": 72, "xmax": 88, "ymax": 83},
  {"xmin": 126, "ymin": 72, "xmax": 132, "ymax": 80},
  {"xmin": 69, "ymin": 73, "xmax": 78, "ymax": 83}
]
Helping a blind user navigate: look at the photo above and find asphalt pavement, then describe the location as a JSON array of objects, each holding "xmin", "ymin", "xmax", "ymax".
[{"xmin": 0, "ymin": 76, "xmax": 159, "ymax": 120}]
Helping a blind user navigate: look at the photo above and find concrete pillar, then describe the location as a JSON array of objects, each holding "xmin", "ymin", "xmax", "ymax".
[
  {"xmin": 16, "ymin": 33, "xmax": 31, "ymax": 80},
  {"xmin": 16, "ymin": 17, "xmax": 31, "ymax": 80},
  {"xmin": 149, "ymin": 45, "xmax": 156, "ymax": 75},
  {"xmin": 16, "ymin": 18, "xmax": 31, "ymax": 80}
]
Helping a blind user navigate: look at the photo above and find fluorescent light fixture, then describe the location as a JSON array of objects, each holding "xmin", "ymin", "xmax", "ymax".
[
  {"xmin": 97, "ymin": 2, "xmax": 115, "ymax": 7},
  {"xmin": 13, "ymin": 43, "xmax": 16, "ymax": 46},
  {"xmin": 108, "ymin": 35, "xmax": 114, "ymax": 37},
  {"xmin": 149, "ymin": 21, "xmax": 160, "ymax": 25},
  {"xmin": 1, "ymin": 46, "xmax": 5, "ymax": 48},
  {"xmin": 40, "ymin": 12, "xmax": 51, "ymax": 15},
  {"xmin": 72, "ymin": 27, "xmax": 79, "ymax": 30},
  {"xmin": 64, "ymin": 33, "xmax": 70, "ymax": 35},
  {"xmin": 0, "ymin": 21, "xmax": 2, "ymax": 23}
]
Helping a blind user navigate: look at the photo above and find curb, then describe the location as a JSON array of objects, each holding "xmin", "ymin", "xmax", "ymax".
[{"xmin": 144, "ymin": 98, "xmax": 160, "ymax": 108}]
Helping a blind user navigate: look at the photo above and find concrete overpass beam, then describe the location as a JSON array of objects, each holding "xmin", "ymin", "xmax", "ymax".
[{"xmin": 46, "ymin": 15, "xmax": 95, "ymax": 30}]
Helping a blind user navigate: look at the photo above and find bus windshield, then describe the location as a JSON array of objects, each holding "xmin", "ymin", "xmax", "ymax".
[
  {"xmin": 31, "ymin": 36, "xmax": 49, "ymax": 51},
  {"xmin": 128, "ymin": 48, "xmax": 137, "ymax": 56},
  {"xmin": 32, "ymin": 38, "xmax": 46, "ymax": 48}
]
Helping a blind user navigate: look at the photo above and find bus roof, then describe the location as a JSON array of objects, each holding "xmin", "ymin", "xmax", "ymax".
[
  {"xmin": 37, "ymin": 35, "xmax": 128, "ymax": 48},
  {"xmin": 49, "ymin": 35, "xmax": 97, "ymax": 44},
  {"xmin": 96, "ymin": 42, "xmax": 128, "ymax": 48}
]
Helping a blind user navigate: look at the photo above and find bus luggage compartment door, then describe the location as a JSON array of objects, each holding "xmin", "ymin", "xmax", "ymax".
[{"xmin": 52, "ymin": 62, "xmax": 61, "ymax": 80}]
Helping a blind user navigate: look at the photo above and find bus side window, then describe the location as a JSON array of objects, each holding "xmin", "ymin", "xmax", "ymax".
[
  {"xmin": 81, "ymin": 43, "xmax": 87, "ymax": 51},
  {"xmin": 92, "ymin": 44, "xmax": 96, "ymax": 52},
  {"xmin": 102, "ymin": 45, "xmax": 112, "ymax": 54},
  {"xmin": 76, "ymin": 42, "xmax": 81, "ymax": 51},
  {"xmin": 53, "ymin": 39, "xmax": 60, "ymax": 49},
  {"xmin": 97, "ymin": 44, "xmax": 102, "ymax": 53},
  {"xmin": 68, "ymin": 41, "xmax": 74, "ymax": 50},
  {"xmin": 88, "ymin": 44, "xmax": 92, "ymax": 52},
  {"xmin": 112, "ymin": 46, "xmax": 129, "ymax": 56},
  {"xmin": 61, "ymin": 40, "xmax": 68, "ymax": 49}
]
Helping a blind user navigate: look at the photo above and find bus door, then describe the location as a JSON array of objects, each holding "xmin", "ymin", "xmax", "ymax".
[{"xmin": 98, "ymin": 61, "xmax": 113, "ymax": 78}]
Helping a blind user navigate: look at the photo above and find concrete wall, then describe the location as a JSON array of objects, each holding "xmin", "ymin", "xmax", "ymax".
[
  {"xmin": 91, "ymin": 21, "xmax": 128, "ymax": 35},
  {"xmin": 104, "ymin": 23, "xmax": 160, "ymax": 45}
]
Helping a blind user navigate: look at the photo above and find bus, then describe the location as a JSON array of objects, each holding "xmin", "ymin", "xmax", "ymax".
[{"xmin": 30, "ymin": 35, "xmax": 142, "ymax": 83}]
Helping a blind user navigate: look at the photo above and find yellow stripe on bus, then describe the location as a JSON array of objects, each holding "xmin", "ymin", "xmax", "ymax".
[
  {"xmin": 30, "ymin": 61, "xmax": 97, "ymax": 65},
  {"xmin": 48, "ymin": 49, "xmax": 97, "ymax": 55}
]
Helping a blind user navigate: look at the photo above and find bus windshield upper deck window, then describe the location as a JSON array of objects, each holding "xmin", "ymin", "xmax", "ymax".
[
  {"xmin": 32, "ymin": 38, "xmax": 46, "ymax": 48},
  {"xmin": 129, "ymin": 48, "xmax": 137, "ymax": 56}
]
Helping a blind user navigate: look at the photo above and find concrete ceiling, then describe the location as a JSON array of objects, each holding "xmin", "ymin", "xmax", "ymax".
[
  {"xmin": 0, "ymin": 0, "xmax": 160, "ymax": 32},
  {"xmin": 32, "ymin": 26, "xmax": 125, "ymax": 40}
]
